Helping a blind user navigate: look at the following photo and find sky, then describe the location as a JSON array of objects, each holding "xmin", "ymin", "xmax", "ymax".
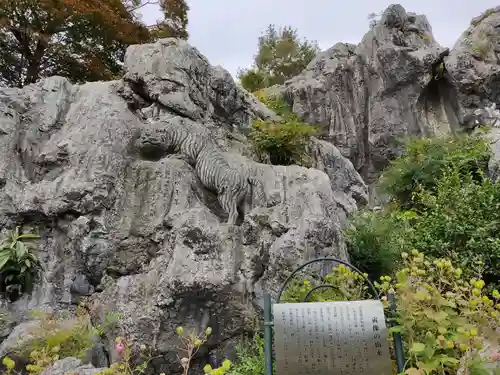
[{"xmin": 140, "ymin": 0, "xmax": 499, "ymax": 78}]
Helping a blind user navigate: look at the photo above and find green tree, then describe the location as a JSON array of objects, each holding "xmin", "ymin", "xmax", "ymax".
[
  {"xmin": 346, "ymin": 134, "xmax": 500, "ymax": 285},
  {"xmin": 150, "ymin": 0, "xmax": 189, "ymax": 39},
  {"xmin": 238, "ymin": 24, "xmax": 319, "ymax": 92},
  {"xmin": 0, "ymin": 0, "xmax": 190, "ymax": 87}
]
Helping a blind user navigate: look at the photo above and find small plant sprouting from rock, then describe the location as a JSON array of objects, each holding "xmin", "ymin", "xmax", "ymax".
[
  {"xmin": 2, "ymin": 356, "xmax": 18, "ymax": 375},
  {"xmin": 175, "ymin": 326, "xmax": 232, "ymax": 375},
  {"xmin": 93, "ymin": 311, "xmax": 121, "ymax": 338},
  {"xmin": 471, "ymin": 8, "xmax": 496, "ymax": 27},
  {"xmin": 1, "ymin": 306, "xmax": 95, "ymax": 375},
  {"xmin": 250, "ymin": 91, "xmax": 317, "ymax": 166},
  {"xmin": 95, "ymin": 337, "xmax": 152, "ymax": 375},
  {"xmin": 0, "ymin": 227, "xmax": 41, "ymax": 298}
]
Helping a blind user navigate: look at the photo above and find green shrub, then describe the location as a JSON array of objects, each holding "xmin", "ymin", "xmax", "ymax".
[
  {"xmin": 14, "ymin": 308, "xmax": 94, "ymax": 375},
  {"xmin": 0, "ymin": 227, "xmax": 41, "ymax": 295},
  {"xmin": 229, "ymin": 334, "xmax": 267, "ymax": 375},
  {"xmin": 348, "ymin": 162, "xmax": 500, "ymax": 284},
  {"xmin": 250, "ymin": 92, "xmax": 317, "ymax": 166},
  {"xmin": 409, "ymin": 166, "xmax": 500, "ymax": 284},
  {"xmin": 378, "ymin": 134, "xmax": 490, "ymax": 207},
  {"xmin": 281, "ymin": 263, "xmax": 370, "ymax": 302},
  {"xmin": 237, "ymin": 68, "xmax": 268, "ymax": 93},
  {"xmin": 279, "ymin": 252, "xmax": 500, "ymax": 374},
  {"xmin": 378, "ymin": 250, "xmax": 500, "ymax": 375},
  {"xmin": 344, "ymin": 206, "xmax": 415, "ymax": 279}
]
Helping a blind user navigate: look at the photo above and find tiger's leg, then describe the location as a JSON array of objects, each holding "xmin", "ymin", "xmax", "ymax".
[
  {"xmin": 240, "ymin": 188, "xmax": 252, "ymax": 218},
  {"xmin": 219, "ymin": 190, "xmax": 239, "ymax": 225}
]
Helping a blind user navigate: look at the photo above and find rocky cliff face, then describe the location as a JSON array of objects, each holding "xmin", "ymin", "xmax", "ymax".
[
  {"xmin": 0, "ymin": 39, "xmax": 363, "ymax": 373},
  {"xmin": 285, "ymin": 4, "xmax": 500, "ymax": 181},
  {"xmin": 0, "ymin": 4, "xmax": 499, "ymax": 375}
]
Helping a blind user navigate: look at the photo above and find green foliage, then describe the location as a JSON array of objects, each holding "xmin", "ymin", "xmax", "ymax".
[
  {"xmin": 175, "ymin": 326, "xmax": 231, "ymax": 375},
  {"xmin": 237, "ymin": 68, "xmax": 268, "ymax": 93},
  {"xmin": 93, "ymin": 311, "xmax": 121, "ymax": 338},
  {"xmin": 95, "ymin": 336, "xmax": 152, "ymax": 375},
  {"xmin": 16, "ymin": 308, "xmax": 94, "ymax": 375},
  {"xmin": 281, "ymin": 264, "xmax": 369, "ymax": 302},
  {"xmin": 249, "ymin": 91, "xmax": 317, "ymax": 166},
  {"xmin": 409, "ymin": 166, "xmax": 500, "ymax": 283},
  {"xmin": 0, "ymin": 227, "xmax": 41, "ymax": 294},
  {"xmin": 346, "ymin": 133, "xmax": 500, "ymax": 282},
  {"xmin": 377, "ymin": 250, "xmax": 500, "ymax": 374},
  {"xmin": 228, "ymin": 253, "xmax": 500, "ymax": 375},
  {"xmin": 345, "ymin": 207, "xmax": 414, "ymax": 280},
  {"xmin": 0, "ymin": 0, "xmax": 189, "ymax": 87},
  {"xmin": 349, "ymin": 162, "xmax": 500, "ymax": 283},
  {"xmin": 150, "ymin": 0, "xmax": 190, "ymax": 40},
  {"xmin": 229, "ymin": 334, "xmax": 267, "ymax": 375},
  {"xmin": 378, "ymin": 134, "xmax": 490, "ymax": 207},
  {"xmin": 237, "ymin": 24, "xmax": 319, "ymax": 91}
]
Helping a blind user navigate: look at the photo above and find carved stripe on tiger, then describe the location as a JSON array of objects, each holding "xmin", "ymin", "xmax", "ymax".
[{"xmin": 135, "ymin": 121, "xmax": 266, "ymax": 224}]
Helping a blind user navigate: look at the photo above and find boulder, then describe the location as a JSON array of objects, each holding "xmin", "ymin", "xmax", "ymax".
[
  {"xmin": 285, "ymin": 4, "xmax": 459, "ymax": 181},
  {"xmin": 446, "ymin": 7, "xmax": 500, "ymax": 112},
  {"xmin": 0, "ymin": 38, "xmax": 356, "ymax": 373},
  {"xmin": 446, "ymin": 7, "xmax": 500, "ymax": 181},
  {"xmin": 40, "ymin": 357, "xmax": 104, "ymax": 375}
]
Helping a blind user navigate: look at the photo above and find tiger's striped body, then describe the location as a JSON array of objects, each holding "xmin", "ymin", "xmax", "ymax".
[{"xmin": 136, "ymin": 121, "xmax": 265, "ymax": 225}]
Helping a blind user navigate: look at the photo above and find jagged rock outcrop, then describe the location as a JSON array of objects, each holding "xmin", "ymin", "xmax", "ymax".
[
  {"xmin": 0, "ymin": 38, "xmax": 363, "ymax": 373},
  {"xmin": 446, "ymin": 7, "xmax": 500, "ymax": 112},
  {"xmin": 446, "ymin": 7, "xmax": 500, "ymax": 181},
  {"xmin": 285, "ymin": 4, "xmax": 459, "ymax": 181}
]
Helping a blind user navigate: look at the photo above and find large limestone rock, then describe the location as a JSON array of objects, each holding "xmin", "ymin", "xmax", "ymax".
[
  {"xmin": 446, "ymin": 7, "xmax": 500, "ymax": 112},
  {"xmin": 446, "ymin": 7, "xmax": 500, "ymax": 181},
  {"xmin": 0, "ymin": 39, "xmax": 362, "ymax": 373},
  {"xmin": 285, "ymin": 4, "xmax": 459, "ymax": 180}
]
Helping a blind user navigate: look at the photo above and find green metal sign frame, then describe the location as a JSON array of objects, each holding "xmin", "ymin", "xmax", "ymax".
[{"xmin": 262, "ymin": 257, "xmax": 405, "ymax": 375}]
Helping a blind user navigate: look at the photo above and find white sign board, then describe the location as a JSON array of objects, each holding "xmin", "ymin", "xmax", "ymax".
[{"xmin": 273, "ymin": 300, "xmax": 393, "ymax": 375}]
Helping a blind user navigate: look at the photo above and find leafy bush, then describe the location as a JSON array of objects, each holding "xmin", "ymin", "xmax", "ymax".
[
  {"xmin": 0, "ymin": 227, "xmax": 41, "ymax": 295},
  {"xmin": 281, "ymin": 263, "xmax": 370, "ymax": 302},
  {"xmin": 378, "ymin": 134, "xmax": 490, "ymax": 207},
  {"xmin": 229, "ymin": 334, "xmax": 267, "ymax": 375},
  {"xmin": 378, "ymin": 250, "xmax": 500, "ymax": 374},
  {"xmin": 237, "ymin": 68, "xmax": 269, "ymax": 93},
  {"xmin": 249, "ymin": 92, "xmax": 317, "ymax": 166},
  {"xmin": 348, "ymin": 163, "xmax": 500, "ymax": 283},
  {"xmin": 409, "ymin": 166, "xmax": 500, "ymax": 284},
  {"xmin": 280, "ymin": 253, "xmax": 500, "ymax": 374},
  {"xmin": 345, "ymin": 133, "xmax": 499, "ymax": 280},
  {"xmin": 3, "ymin": 308, "xmax": 95, "ymax": 375},
  {"xmin": 345, "ymin": 207, "xmax": 415, "ymax": 279}
]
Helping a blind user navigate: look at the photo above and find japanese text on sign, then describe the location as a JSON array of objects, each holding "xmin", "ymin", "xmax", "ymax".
[{"xmin": 273, "ymin": 300, "xmax": 392, "ymax": 375}]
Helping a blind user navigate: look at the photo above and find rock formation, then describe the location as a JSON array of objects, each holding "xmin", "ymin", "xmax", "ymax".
[
  {"xmin": 0, "ymin": 3, "xmax": 500, "ymax": 374},
  {"xmin": 446, "ymin": 7, "xmax": 500, "ymax": 112},
  {"xmin": 285, "ymin": 4, "xmax": 463, "ymax": 181},
  {"xmin": 0, "ymin": 38, "xmax": 362, "ymax": 373}
]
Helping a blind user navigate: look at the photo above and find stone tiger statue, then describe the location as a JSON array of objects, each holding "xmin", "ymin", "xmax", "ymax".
[{"xmin": 135, "ymin": 120, "xmax": 266, "ymax": 225}]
